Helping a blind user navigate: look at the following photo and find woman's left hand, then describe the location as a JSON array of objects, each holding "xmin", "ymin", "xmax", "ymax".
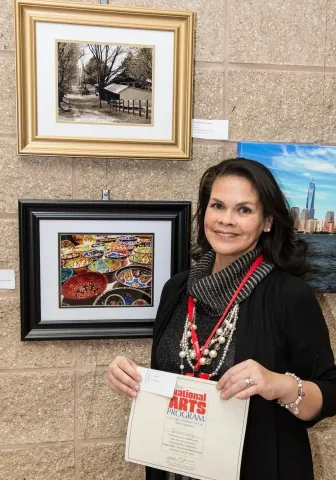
[{"xmin": 216, "ymin": 359, "xmax": 280, "ymax": 401}]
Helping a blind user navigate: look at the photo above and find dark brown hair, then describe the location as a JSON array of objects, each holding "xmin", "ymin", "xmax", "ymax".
[{"xmin": 193, "ymin": 157, "xmax": 309, "ymax": 276}]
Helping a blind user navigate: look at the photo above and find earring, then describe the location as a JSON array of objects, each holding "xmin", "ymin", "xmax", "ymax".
[{"xmin": 266, "ymin": 228, "xmax": 271, "ymax": 232}]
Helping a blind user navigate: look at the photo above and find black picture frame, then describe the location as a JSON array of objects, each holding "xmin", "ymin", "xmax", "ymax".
[{"xmin": 19, "ymin": 200, "xmax": 191, "ymax": 340}]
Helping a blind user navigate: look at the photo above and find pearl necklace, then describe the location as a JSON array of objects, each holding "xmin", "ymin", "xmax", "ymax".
[{"xmin": 179, "ymin": 303, "xmax": 239, "ymax": 378}]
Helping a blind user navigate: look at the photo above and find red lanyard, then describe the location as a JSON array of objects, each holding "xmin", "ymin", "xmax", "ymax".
[{"xmin": 186, "ymin": 254, "xmax": 264, "ymax": 378}]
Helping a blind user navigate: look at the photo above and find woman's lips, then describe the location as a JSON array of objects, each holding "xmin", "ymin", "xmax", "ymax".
[{"xmin": 214, "ymin": 231, "xmax": 239, "ymax": 239}]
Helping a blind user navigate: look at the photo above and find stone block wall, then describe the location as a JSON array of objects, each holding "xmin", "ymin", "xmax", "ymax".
[{"xmin": 0, "ymin": 0, "xmax": 335, "ymax": 478}]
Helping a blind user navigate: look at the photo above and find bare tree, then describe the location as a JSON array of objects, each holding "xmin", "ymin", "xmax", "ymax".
[
  {"xmin": 58, "ymin": 42, "xmax": 81, "ymax": 107},
  {"xmin": 86, "ymin": 44, "xmax": 127, "ymax": 107}
]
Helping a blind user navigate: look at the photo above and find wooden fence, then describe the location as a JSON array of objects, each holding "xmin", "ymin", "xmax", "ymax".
[{"xmin": 110, "ymin": 99, "xmax": 151, "ymax": 119}]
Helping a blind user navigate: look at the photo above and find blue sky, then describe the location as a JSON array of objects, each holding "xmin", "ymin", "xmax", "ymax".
[{"xmin": 238, "ymin": 142, "xmax": 336, "ymax": 222}]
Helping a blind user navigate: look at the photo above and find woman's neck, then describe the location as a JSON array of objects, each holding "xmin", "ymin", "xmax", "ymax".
[
  {"xmin": 212, "ymin": 246, "xmax": 259, "ymax": 273},
  {"xmin": 212, "ymin": 254, "xmax": 238, "ymax": 273}
]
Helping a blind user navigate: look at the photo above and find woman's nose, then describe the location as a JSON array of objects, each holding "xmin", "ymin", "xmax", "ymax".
[{"xmin": 218, "ymin": 210, "xmax": 235, "ymax": 225}]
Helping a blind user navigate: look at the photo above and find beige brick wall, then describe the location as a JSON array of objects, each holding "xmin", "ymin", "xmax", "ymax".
[{"xmin": 0, "ymin": 0, "xmax": 335, "ymax": 478}]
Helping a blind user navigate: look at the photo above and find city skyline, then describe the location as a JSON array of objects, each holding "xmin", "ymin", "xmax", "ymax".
[{"xmin": 237, "ymin": 142, "xmax": 336, "ymax": 222}]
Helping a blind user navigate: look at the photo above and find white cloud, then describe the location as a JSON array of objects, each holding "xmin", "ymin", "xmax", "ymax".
[
  {"xmin": 271, "ymin": 145, "xmax": 336, "ymax": 175},
  {"xmin": 315, "ymin": 192, "xmax": 328, "ymax": 200}
]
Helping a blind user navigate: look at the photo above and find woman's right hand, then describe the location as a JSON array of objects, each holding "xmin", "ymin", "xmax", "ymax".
[{"xmin": 107, "ymin": 355, "xmax": 142, "ymax": 400}]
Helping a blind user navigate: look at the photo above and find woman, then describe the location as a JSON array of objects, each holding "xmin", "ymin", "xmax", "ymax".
[{"xmin": 108, "ymin": 158, "xmax": 336, "ymax": 480}]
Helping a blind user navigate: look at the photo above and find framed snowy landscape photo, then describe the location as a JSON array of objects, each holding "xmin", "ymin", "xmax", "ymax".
[{"xmin": 15, "ymin": 0, "xmax": 194, "ymax": 159}]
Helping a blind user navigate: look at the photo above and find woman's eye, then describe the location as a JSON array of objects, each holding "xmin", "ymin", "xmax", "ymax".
[
  {"xmin": 211, "ymin": 203, "xmax": 223, "ymax": 209},
  {"xmin": 239, "ymin": 206, "xmax": 251, "ymax": 214}
]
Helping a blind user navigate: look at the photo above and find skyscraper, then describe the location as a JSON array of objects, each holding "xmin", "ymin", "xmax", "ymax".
[
  {"xmin": 306, "ymin": 180, "xmax": 315, "ymax": 220},
  {"xmin": 300, "ymin": 208, "xmax": 309, "ymax": 220},
  {"xmin": 291, "ymin": 207, "xmax": 300, "ymax": 230},
  {"xmin": 325, "ymin": 211, "xmax": 335, "ymax": 222}
]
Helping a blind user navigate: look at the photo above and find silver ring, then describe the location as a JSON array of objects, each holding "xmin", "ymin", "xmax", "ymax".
[{"xmin": 245, "ymin": 377, "xmax": 254, "ymax": 389}]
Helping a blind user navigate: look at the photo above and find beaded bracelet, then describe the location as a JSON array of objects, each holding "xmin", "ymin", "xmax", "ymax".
[{"xmin": 277, "ymin": 372, "xmax": 305, "ymax": 415}]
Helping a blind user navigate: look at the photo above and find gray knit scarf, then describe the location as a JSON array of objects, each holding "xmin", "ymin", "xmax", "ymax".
[{"xmin": 187, "ymin": 247, "xmax": 274, "ymax": 315}]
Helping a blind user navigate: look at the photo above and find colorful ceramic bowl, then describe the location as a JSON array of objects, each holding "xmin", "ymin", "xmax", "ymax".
[
  {"xmin": 129, "ymin": 246, "xmax": 152, "ymax": 265},
  {"xmin": 74, "ymin": 244, "xmax": 92, "ymax": 253},
  {"xmin": 82, "ymin": 235, "xmax": 96, "ymax": 245},
  {"xmin": 96, "ymin": 235, "xmax": 118, "ymax": 243},
  {"xmin": 93, "ymin": 287, "xmax": 151, "ymax": 306},
  {"xmin": 121, "ymin": 241, "xmax": 138, "ymax": 252},
  {"xmin": 88, "ymin": 258, "xmax": 121, "ymax": 274},
  {"xmin": 103, "ymin": 293, "xmax": 126, "ymax": 306},
  {"xmin": 105, "ymin": 250, "xmax": 129, "ymax": 260},
  {"xmin": 117, "ymin": 235, "xmax": 137, "ymax": 242},
  {"xmin": 60, "ymin": 240, "xmax": 75, "ymax": 255},
  {"xmin": 83, "ymin": 250, "xmax": 104, "ymax": 259},
  {"xmin": 61, "ymin": 267, "xmax": 74, "ymax": 283},
  {"xmin": 62, "ymin": 271, "xmax": 108, "ymax": 300},
  {"xmin": 65, "ymin": 256, "xmax": 93, "ymax": 270},
  {"xmin": 137, "ymin": 236, "xmax": 152, "ymax": 246},
  {"xmin": 115, "ymin": 265, "xmax": 152, "ymax": 290},
  {"xmin": 61, "ymin": 252, "xmax": 81, "ymax": 260}
]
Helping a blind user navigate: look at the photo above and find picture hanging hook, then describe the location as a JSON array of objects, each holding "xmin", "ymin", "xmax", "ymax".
[{"xmin": 102, "ymin": 189, "xmax": 109, "ymax": 200}]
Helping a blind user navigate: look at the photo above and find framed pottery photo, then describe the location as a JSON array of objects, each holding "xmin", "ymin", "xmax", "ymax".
[
  {"xmin": 238, "ymin": 141, "xmax": 336, "ymax": 293},
  {"xmin": 14, "ymin": 0, "xmax": 194, "ymax": 159},
  {"xmin": 19, "ymin": 200, "xmax": 191, "ymax": 339}
]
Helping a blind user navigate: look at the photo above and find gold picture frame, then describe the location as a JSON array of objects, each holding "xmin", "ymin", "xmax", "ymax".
[{"xmin": 15, "ymin": 0, "xmax": 194, "ymax": 159}]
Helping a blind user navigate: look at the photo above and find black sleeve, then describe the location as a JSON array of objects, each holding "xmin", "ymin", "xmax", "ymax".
[
  {"xmin": 152, "ymin": 277, "xmax": 171, "ymax": 339},
  {"xmin": 283, "ymin": 279, "xmax": 336, "ymax": 424},
  {"xmin": 150, "ymin": 271, "xmax": 189, "ymax": 369}
]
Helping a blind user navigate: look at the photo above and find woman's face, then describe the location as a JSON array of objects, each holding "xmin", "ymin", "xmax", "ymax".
[{"xmin": 204, "ymin": 175, "xmax": 271, "ymax": 260}]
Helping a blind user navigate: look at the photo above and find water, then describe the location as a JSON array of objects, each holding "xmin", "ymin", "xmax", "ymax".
[{"xmin": 297, "ymin": 234, "xmax": 336, "ymax": 292}]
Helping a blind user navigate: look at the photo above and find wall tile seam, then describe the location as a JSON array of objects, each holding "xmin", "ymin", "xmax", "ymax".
[
  {"xmin": 0, "ymin": 131, "xmax": 16, "ymax": 137},
  {"xmin": 0, "ymin": 132, "xmax": 16, "ymax": 138},
  {"xmin": 223, "ymin": 0, "xmax": 229, "ymax": 120},
  {"xmin": 4, "ymin": 48, "xmax": 336, "ymax": 73},
  {"xmin": 78, "ymin": 438, "xmax": 126, "ymax": 445},
  {"xmin": 193, "ymin": 139, "xmax": 233, "ymax": 146},
  {"xmin": 0, "ymin": 440, "xmax": 74, "ymax": 450},
  {"xmin": 0, "ymin": 50, "xmax": 15, "ymax": 58},
  {"xmin": 0, "ymin": 214, "xmax": 17, "ymax": 219},
  {"xmin": 74, "ymin": 345, "xmax": 80, "ymax": 480},
  {"xmin": 0, "ymin": 367, "xmax": 75, "ymax": 374},
  {"xmin": 75, "ymin": 365, "xmax": 108, "ymax": 371},
  {"xmin": 309, "ymin": 426, "xmax": 336, "ymax": 433},
  {"xmin": 3, "ymin": 46, "xmax": 336, "ymax": 73},
  {"xmin": 196, "ymin": 61, "xmax": 225, "ymax": 71},
  {"xmin": 228, "ymin": 62, "xmax": 336, "ymax": 74},
  {"xmin": 0, "ymin": 291, "xmax": 19, "ymax": 297}
]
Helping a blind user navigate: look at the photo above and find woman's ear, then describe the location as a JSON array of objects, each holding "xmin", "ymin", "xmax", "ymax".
[{"xmin": 264, "ymin": 217, "xmax": 273, "ymax": 233}]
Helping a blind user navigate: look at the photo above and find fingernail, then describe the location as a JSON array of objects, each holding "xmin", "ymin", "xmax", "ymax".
[
  {"xmin": 132, "ymin": 391, "xmax": 137, "ymax": 397},
  {"xmin": 135, "ymin": 384, "xmax": 140, "ymax": 391}
]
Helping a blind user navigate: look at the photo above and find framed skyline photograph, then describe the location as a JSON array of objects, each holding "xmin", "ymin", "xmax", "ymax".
[
  {"xmin": 238, "ymin": 141, "xmax": 336, "ymax": 292},
  {"xmin": 19, "ymin": 200, "xmax": 191, "ymax": 340},
  {"xmin": 15, "ymin": 1, "xmax": 194, "ymax": 159}
]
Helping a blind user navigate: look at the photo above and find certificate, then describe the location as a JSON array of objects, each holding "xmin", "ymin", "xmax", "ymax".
[{"xmin": 125, "ymin": 370, "xmax": 249, "ymax": 480}]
